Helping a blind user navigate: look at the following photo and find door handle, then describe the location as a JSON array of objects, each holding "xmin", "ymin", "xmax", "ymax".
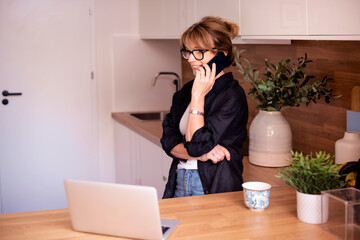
[{"xmin": 2, "ymin": 90, "xmax": 22, "ymax": 97}]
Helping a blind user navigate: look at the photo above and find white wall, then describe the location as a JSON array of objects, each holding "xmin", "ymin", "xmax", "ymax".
[
  {"xmin": 95, "ymin": 0, "xmax": 139, "ymax": 182},
  {"xmin": 95, "ymin": 0, "xmax": 181, "ymax": 182},
  {"xmin": 113, "ymin": 37, "xmax": 181, "ymax": 112}
]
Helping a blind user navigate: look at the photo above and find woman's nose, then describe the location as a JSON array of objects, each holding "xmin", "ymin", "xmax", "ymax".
[{"xmin": 187, "ymin": 53, "xmax": 197, "ymax": 62}]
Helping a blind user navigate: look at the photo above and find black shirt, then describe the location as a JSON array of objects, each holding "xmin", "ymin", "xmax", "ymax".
[{"xmin": 161, "ymin": 72, "xmax": 248, "ymax": 198}]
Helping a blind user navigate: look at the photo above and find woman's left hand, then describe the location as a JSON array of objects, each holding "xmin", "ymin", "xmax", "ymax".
[
  {"xmin": 205, "ymin": 144, "xmax": 231, "ymax": 164},
  {"xmin": 191, "ymin": 63, "xmax": 216, "ymax": 100}
]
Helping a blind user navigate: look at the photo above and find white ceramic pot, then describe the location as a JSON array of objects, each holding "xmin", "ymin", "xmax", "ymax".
[
  {"xmin": 296, "ymin": 191, "xmax": 328, "ymax": 224},
  {"xmin": 249, "ymin": 110, "xmax": 292, "ymax": 167},
  {"xmin": 335, "ymin": 131, "xmax": 360, "ymax": 164}
]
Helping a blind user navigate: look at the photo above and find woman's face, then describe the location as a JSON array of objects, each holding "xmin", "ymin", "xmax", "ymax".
[{"xmin": 185, "ymin": 41, "xmax": 216, "ymax": 76}]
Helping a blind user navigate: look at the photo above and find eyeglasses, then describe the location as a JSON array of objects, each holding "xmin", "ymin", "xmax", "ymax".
[{"xmin": 180, "ymin": 48, "xmax": 216, "ymax": 60}]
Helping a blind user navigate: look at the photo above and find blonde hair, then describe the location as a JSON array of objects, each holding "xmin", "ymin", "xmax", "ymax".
[{"xmin": 180, "ymin": 16, "xmax": 239, "ymax": 64}]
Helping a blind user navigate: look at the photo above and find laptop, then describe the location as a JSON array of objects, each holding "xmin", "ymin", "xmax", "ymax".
[{"xmin": 64, "ymin": 179, "xmax": 180, "ymax": 240}]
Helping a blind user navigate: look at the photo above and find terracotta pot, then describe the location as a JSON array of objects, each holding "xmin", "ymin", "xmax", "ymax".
[{"xmin": 249, "ymin": 110, "xmax": 292, "ymax": 167}]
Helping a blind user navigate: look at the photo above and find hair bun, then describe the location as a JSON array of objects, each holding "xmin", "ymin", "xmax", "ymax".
[
  {"xmin": 200, "ymin": 16, "xmax": 239, "ymax": 40},
  {"xmin": 225, "ymin": 20, "xmax": 240, "ymax": 39}
]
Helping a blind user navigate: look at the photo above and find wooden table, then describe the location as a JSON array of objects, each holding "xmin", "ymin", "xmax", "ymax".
[{"xmin": 0, "ymin": 186, "xmax": 336, "ymax": 240}]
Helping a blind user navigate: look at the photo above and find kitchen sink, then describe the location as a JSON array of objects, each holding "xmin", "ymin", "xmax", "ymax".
[{"xmin": 129, "ymin": 111, "xmax": 168, "ymax": 121}]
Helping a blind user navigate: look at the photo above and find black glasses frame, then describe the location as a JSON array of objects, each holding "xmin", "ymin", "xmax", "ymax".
[{"xmin": 180, "ymin": 48, "xmax": 216, "ymax": 60}]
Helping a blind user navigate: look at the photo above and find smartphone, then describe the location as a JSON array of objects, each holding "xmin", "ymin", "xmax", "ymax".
[{"xmin": 205, "ymin": 52, "xmax": 230, "ymax": 76}]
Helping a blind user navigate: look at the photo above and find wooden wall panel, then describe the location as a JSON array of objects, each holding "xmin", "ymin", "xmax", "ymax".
[{"xmin": 181, "ymin": 41, "xmax": 360, "ymax": 155}]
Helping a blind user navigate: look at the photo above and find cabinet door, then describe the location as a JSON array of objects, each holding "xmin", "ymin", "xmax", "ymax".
[
  {"xmin": 114, "ymin": 122, "xmax": 168, "ymax": 199},
  {"xmin": 162, "ymin": 151, "xmax": 172, "ymax": 188},
  {"xmin": 179, "ymin": 0, "xmax": 196, "ymax": 34},
  {"xmin": 194, "ymin": 0, "xmax": 240, "ymax": 26},
  {"xmin": 139, "ymin": 0, "xmax": 240, "ymax": 39},
  {"xmin": 240, "ymin": 0, "xmax": 306, "ymax": 36},
  {"xmin": 114, "ymin": 123, "xmax": 136, "ymax": 185},
  {"xmin": 308, "ymin": 0, "xmax": 360, "ymax": 35},
  {"xmin": 137, "ymin": 136, "xmax": 166, "ymax": 199},
  {"xmin": 139, "ymin": 0, "xmax": 182, "ymax": 38}
]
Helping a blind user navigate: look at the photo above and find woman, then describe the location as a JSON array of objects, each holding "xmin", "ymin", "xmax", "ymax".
[{"xmin": 161, "ymin": 16, "xmax": 248, "ymax": 198}]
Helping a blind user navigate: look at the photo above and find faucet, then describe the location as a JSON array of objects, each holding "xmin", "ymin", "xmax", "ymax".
[{"xmin": 153, "ymin": 72, "xmax": 181, "ymax": 92}]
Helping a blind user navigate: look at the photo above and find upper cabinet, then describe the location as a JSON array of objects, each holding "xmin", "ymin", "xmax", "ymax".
[
  {"xmin": 140, "ymin": 0, "xmax": 360, "ymax": 40},
  {"xmin": 240, "ymin": 0, "xmax": 360, "ymax": 40},
  {"xmin": 139, "ymin": 0, "xmax": 183, "ymax": 39},
  {"xmin": 307, "ymin": 0, "xmax": 360, "ymax": 36},
  {"xmin": 139, "ymin": 0, "xmax": 240, "ymax": 39},
  {"xmin": 194, "ymin": 0, "xmax": 240, "ymax": 25},
  {"xmin": 240, "ymin": 0, "xmax": 306, "ymax": 36}
]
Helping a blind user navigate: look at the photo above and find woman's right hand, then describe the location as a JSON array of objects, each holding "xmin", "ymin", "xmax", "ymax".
[
  {"xmin": 191, "ymin": 63, "xmax": 216, "ymax": 100},
  {"xmin": 199, "ymin": 144, "xmax": 231, "ymax": 164}
]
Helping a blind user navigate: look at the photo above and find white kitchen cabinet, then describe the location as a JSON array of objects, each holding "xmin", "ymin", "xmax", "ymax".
[
  {"xmin": 307, "ymin": 0, "xmax": 360, "ymax": 36},
  {"xmin": 137, "ymin": 136, "xmax": 166, "ymax": 198},
  {"xmin": 162, "ymin": 151, "xmax": 172, "ymax": 186},
  {"xmin": 114, "ymin": 123, "xmax": 135, "ymax": 185},
  {"xmin": 194, "ymin": 0, "xmax": 240, "ymax": 25},
  {"xmin": 139, "ymin": 0, "xmax": 240, "ymax": 39},
  {"xmin": 140, "ymin": 0, "xmax": 360, "ymax": 40},
  {"xmin": 191, "ymin": 0, "xmax": 290, "ymax": 44},
  {"xmin": 114, "ymin": 122, "xmax": 170, "ymax": 199},
  {"xmin": 139, "ymin": 0, "xmax": 186, "ymax": 39},
  {"xmin": 240, "ymin": 0, "xmax": 306, "ymax": 37},
  {"xmin": 240, "ymin": 0, "xmax": 360, "ymax": 40}
]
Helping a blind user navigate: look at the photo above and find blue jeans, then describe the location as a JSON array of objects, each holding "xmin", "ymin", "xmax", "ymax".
[{"xmin": 174, "ymin": 169, "xmax": 204, "ymax": 197}]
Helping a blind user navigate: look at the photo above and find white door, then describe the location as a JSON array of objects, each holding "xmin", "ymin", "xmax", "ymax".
[{"xmin": 0, "ymin": 0, "xmax": 99, "ymax": 213}]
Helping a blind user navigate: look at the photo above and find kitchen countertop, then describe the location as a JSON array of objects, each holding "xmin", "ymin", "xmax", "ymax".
[
  {"xmin": 0, "ymin": 186, "xmax": 337, "ymax": 240},
  {"xmin": 112, "ymin": 112, "xmax": 164, "ymax": 147}
]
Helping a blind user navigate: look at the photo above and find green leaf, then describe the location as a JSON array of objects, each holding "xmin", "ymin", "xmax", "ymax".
[
  {"xmin": 285, "ymin": 82, "xmax": 296, "ymax": 88},
  {"xmin": 276, "ymin": 150, "xmax": 346, "ymax": 194},
  {"xmin": 233, "ymin": 52, "xmax": 335, "ymax": 110},
  {"xmin": 254, "ymin": 70, "xmax": 259, "ymax": 80},
  {"xmin": 258, "ymin": 84, "xmax": 267, "ymax": 91}
]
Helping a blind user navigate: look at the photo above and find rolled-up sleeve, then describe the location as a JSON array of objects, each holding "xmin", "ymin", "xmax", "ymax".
[
  {"xmin": 161, "ymin": 115, "xmax": 183, "ymax": 157},
  {"xmin": 160, "ymin": 93, "xmax": 184, "ymax": 158},
  {"xmin": 184, "ymin": 94, "xmax": 242, "ymax": 157}
]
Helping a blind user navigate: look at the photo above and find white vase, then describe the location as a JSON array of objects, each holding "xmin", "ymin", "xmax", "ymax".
[
  {"xmin": 249, "ymin": 110, "xmax": 292, "ymax": 167},
  {"xmin": 296, "ymin": 191, "xmax": 328, "ymax": 224},
  {"xmin": 335, "ymin": 131, "xmax": 360, "ymax": 164}
]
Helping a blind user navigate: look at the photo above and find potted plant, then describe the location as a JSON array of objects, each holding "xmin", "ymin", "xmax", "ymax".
[
  {"xmin": 276, "ymin": 150, "xmax": 346, "ymax": 224},
  {"xmin": 235, "ymin": 51, "xmax": 336, "ymax": 167},
  {"xmin": 235, "ymin": 50, "xmax": 333, "ymax": 111}
]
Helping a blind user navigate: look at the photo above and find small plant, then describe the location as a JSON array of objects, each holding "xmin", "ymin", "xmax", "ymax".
[
  {"xmin": 235, "ymin": 50, "xmax": 336, "ymax": 111},
  {"xmin": 276, "ymin": 151, "xmax": 346, "ymax": 194}
]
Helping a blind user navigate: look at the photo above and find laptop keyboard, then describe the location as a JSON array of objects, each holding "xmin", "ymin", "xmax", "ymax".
[{"xmin": 162, "ymin": 226, "xmax": 170, "ymax": 234}]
